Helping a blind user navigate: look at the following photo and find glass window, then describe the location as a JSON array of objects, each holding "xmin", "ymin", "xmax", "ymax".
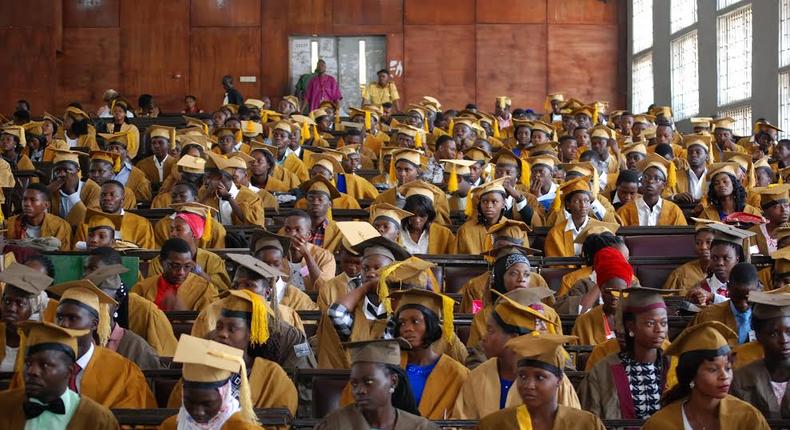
[
  {"xmin": 781, "ymin": 0, "xmax": 790, "ymax": 67},
  {"xmin": 671, "ymin": 31, "xmax": 699, "ymax": 120},
  {"xmin": 717, "ymin": 5, "xmax": 752, "ymax": 106},
  {"xmin": 718, "ymin": 0, "xmax": 745, "ymax": 10},
  {"xmin": 718, "ymin": 105, "xmax": 753, "ymax": 136},
  {"xmin": 779, "ymin": 71, "xmax": 790, "ymax": 138},
  {"xmin": 632, "ymin": 53, "xmax": 654, "ymax": 113},
  {"xmin": 671, "ymin": 0, "xmax": 697, "ymax": 33},
  {"xmin": 632, "ymin": 0, "xmax": 653, "ymax": 53}
]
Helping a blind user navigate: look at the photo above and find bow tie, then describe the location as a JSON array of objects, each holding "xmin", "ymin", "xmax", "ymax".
[{"xmin": 23, "ymin": 398, "xmax": 66, "ymax": 419}]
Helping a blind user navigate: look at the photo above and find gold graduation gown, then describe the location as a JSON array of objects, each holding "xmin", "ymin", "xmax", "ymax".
[
  {"xmin": 455, "ymin": 220, "xmax": 497, "ymax": 255},
  {"xmin": 107, "ymin": 122, "xmax": 140, "ymax": 159},
  {"xmin": 373, "ymin": 186, "xmax": 452, "ymax": 226},
  {"xmin": 616, "ymin": 199, "xmax": 688, "ymax": 226},
  {"xmin": 0, "ymin": 388, "xmax": 119, "ymax": 430},
  {"xmin": 316, "ymin": 304, "xmax": 388, "ymax": 369},
  {"xmin": 136, "ymin": 154, "xmax": 176, "ymax": 185},
  {"xmin": 642, "ymin": 394, "xmax": 770, "ymax": 430},
  {"xmin": 280, "ymin": 153, "xmax": 309, "ymax": 182},
  {"xmin": 558, "ymin": 266, "xmax": 592, "ymax": 297},
  {"xmin": 315, "ymin": 404, "xmax": 437, "ymax": 430},
  {"xmin": 281, "ymin": 283, "xmax": 319, "ymax": 311},
  {"xmin": 692, "ymin": 301, "xmax": 738, "ymax": 336},
  {"xmin": 698, "ymin": 203, "xmax": 762, "ymax": 222},
  {"xmin": 166, "ymin": 357, "xmax": 298, "ymax": 415},
  {"xmin": 731, "ymin": 358, "xmax": 790, "ymax": 418},
  {"xmin": 132, "ymin": 273, "xmax": 218, "ymax": 312},
  {"xmin": 733, "ymin": 341, "xmax": 765, "ymax": 370},
  {"xmin": 125, "ymin": 165, "xmax": 152, "ymax": 203},
  {"xmin": 190, "ymin": 300, "xmax": 305, "ymax": 338},
  {"xmin": 425, "ymin": 222, "xmax": 457, "ymax": 254},
  {"xmin": 153, "ymin": 216, "xmax": 227, "ymax": 248},
  {"xmin": 476, "ymin": 405, "xmax": 605, "ymax": 430},
  {"xmin": 543, "ymin": 197, "xmax": 619, "ymax": 226},
  {"xmin": 74, "ymin": 211, "xmax": 156, "ymax": 249},
  {"xmin": 5, "ymin": 213, "xmax": 73, "ymax": 250},
  {"xmin": 340, "ymin": 173, "xmax": 379, "ymax": 200},
  {"xmin": 571, "ymin": 305, "xmax": 610, "ymax": 346},
  {"xmin": 147, "ymin": 248, "xmax": 232, "ymax": 291},
  {"xmin": 459, "ymin": 272, "xmax": 549, "ymax": 314},
  {"xmin": 544, "ymin": 218, "xmax": 582, "ymax": 258},
  {"xmin": 294, "ymin": 192, "xmax": 361, "ymax": 210},
  {"xmin": 315, "ymin": 272, "xmax": 353, "ymax": 313},
  {"xmin": 159, "ymin": 412, "xmax": 263, "ymax": 430},
  {"xmin": 466, "ymin": 299, "xmax": 563, "ymax": 349},
  {"xmin": 271, "ymin": 164, "xmax": 302, "ymax": 189},
  {"xmin": 50, "ymin": 179, "xmax": 101, "ymax": 225},
  {"xmin": 200, "ymin": 185, "xmax": 265, "ymax": 227},
  {"xmin": 451, "ymin": 357, "xmax": 580, "ymax": 419},
  {"xmin": 662, "ymin": 259, "xmax": 707, "ymax": 294},
  {"xmin": 10, "ymin": 346, "xmax": 156, "ymax": 408}
]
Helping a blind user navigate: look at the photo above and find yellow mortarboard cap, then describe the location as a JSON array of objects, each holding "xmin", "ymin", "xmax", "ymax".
[
  {"xmin": 491, "ymin": 148, "xmax": 521, "ymax": 166},
  {"xmin": 712, "ymin": 117, "xmax": 736, "ymax": 131},
  {"xmin": 343, "ymin": 339, "xmax": 411, "ymax": 366},
  {"xmin": 771, "ymin": 247, "xmax": 790, "ymax": 275},
  {"xmin": 590, "ymin": 125, "xmax": 614, "ymax": 139},
  {"xmin": 283, "ymin": 95, "xmax": 300, "ymax": 110},
  {"xmin": 244, "ymin": 98, "xmax": 265, "ymax": 110},
  {"xmin": 530, "ymin": 120, "xmax": 554, "ymax": 135},
  {"xmin": 173, "ymin": 334, "xmax": 259, "ymax": 425},
  {"xmin": 705, "ymin": 162, "xmax": 741, "ymax": 182},
  {"xmin": 354, "ymin": 236, "xmax": 411, "ymax": 262},
  {"xmin": 690, "ymin": 117, "xmax": 713, "ymax": 127},
  {"xmin": 22, "ymin": 121, "xmax": 43, "ymax": 136},
  {"xmin": 665, "ymin": 321, "xmax": 737, "ymax": 357},
  {"xmin": 272, "ymin": 121, "xmax": 292, "ymax": 134},
  {"xmin": 390, "ymin": 286, "xmax": 456, "ymax": 342},
  {"xmin": 48, "ymin": 279, "xmax": 117, "ymax": 347},
  {"xmin": 471, "ymin": 177, "xmax": 508, "ymax": 200},
  {"xmin": 527, "ymin": 143, "xmax": 558, "ymax": 157},
  {"xmin": 99, "ymin": 131, "xmax": 131, "ymax": 148},
  {"xmin": 683, "ymin": 134, "xmax": 713, "ymax": 151},
  {"xmin": 487, "ymin": 218, "xmax": 531, "ymax": 242},
  {"xmin": 64, "ymin": 106, "xmax": 90, "ymax": 121},
  {"xmin": 381, "ymin": 256, "xmax": 437, "ymax": 288},
  {"xmin": 177, "ymin": 154, "xmax": 206, "ymax": 174},
  {"xmin": 752, "ymin": 184, "xmax": 790, "ymax": 207},
  {"xmin": 396, "ymin": 125, "xmax": 419, "ymax": 139},
  {"xmin": 336, "ymin": 221, "xmax": 381, "ymax": 249},
  {"xmin": 228, "ymin": 151, "xmax": 254, "ymax": 164},
  {"xmin": 84, "ymin": 208, "xmax": 123, "ymax": 231},
  {"xmin": 148, "ymin": 125, "xmax": 176, "ymax": 142},
  {"xmin": 633, "ymin": 114, "xmax": 656, "ymax": 124},
  {"xmin": 43, "ymin": 112, "xmax": 63, "ymax": 127},
  {"xmin": 705, "ymin": 222, "xmax": 756, "ymax": 246},
  {"xmin": 398, "ymin": 180, "xmax": 442, "ymax": 202},
  {"xmin": 547, "ymin": 93, "xmax": 564, "ymax": 102},
  {"xmin": 83, "ymin": 264, "xmax": 128, "ymax": 287},
  {"xmin": 18, "ymin": 321, "xmax": 89, "ymax": 361},
  {"xmin": 1, "ymin": 126, "xmax": 27, "ymax": 147},
  {"xmin": 749, "ymin": 289, "xmax": 790, "ymax": 320},
  {"xmin": 369, "ymin": 203, "xmax": 414, "ymax": 225},
  {"xmin": 0, "ymin": 262, "xmax": 53, "ymax": 295},
  {"xmin": 636, "ymin": 152, "xmax": 674, "ymax": 184},
  {"xmin": 309, "ymin": 153, "xmax": 343, "ymax": 175},
  {"xmin": 622, "ymin": 141, "xmax": 648, "ymax": 156},
  {"xmin": 506, "ymin": 333, "xmax": 577, "ymax": 371},
  {"xmin": 240, "ymin": 120, "xmax": 263, "ymax": 137},
  {"xmin": 299, "ymin": 175, "xmax": 341, "ymax": 199},
  {"xmin": 250, "ymin": 229, "xmax": 291, "ymax": 255},
  {"xmin": 220, "ymin": 289, "xmax": 270, "ymax": 345},
  {"xmin": 572, "ymin": 220, "xmax": 621, "ymax": 244},
  {"xmin": 182, "ymin": 116, "xmax": 209, "ymax": 134},
  {"xmin": 463, "ymin": 146, "xmax": 492, "ymax": 163},
  {"xmin": 491, "ymin": 289, "xmax": 556, "ymax": 331},
  {"xmin": 179, "ymin": 134, "xmax": 211, "ymax": 150},
  {"xmin": 213, "ymin": 126, "xmax": 240, "ymax": 139},
  {"xmin": 225, "ymin": 253, "xmax": 285, "ymax": 280},
  {"xmin": 527, "ymin": 154, "xmax": 560, "ymax": 170},
  {"xmin": 90, "ymin": 150, "xmax": 122, "ymax": 173}
]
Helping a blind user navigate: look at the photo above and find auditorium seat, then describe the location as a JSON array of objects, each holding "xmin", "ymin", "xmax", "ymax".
[
  {"xmin": 443, "ymin": 265, "xmax": 487, "ymax": 294},
  {"xmin": 625, "ymin": 234, "xmax": 696, "ymax": 258},
  {"xmin": 311, "ymin": 376, "xmax": 349, "ymax": 418},
  {"xmin": 539, "ymin": 267, "xmax": 577, "ymax": 292},
  {"xmin": 633, "ymin": 264, "xmax": 677, "ymax": 289}
]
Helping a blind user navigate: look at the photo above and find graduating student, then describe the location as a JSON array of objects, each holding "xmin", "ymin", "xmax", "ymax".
[
  {"xmin": 5, "ymin": 184, "xmax": 72, "ymax": 250},
  {"xmin": 0, "ymin": 321, "xmax": 118, "ymax": 429},
  {"xmin": 159, "ymin": 335, "xmax": 264, "ymax": 430},
  {"xmin": 616, "ymin": 152, "xmax": 687, "ymax": 226},
  {"xmin": 476, "ymin": 334, "xmax": 605, "ymax": 430},
  {"xmin": 643, "ymin": 322, "xmax": 769, "ymax": 430}
]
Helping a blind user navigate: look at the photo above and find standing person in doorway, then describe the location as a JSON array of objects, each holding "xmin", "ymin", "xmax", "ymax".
[
  {"xmin": 221, "ymin": 75, "xmax": 244, "ymax": 106},
  {"xmin": 305, "ymin": 59, "xmax": 342, "ymax": 111}
]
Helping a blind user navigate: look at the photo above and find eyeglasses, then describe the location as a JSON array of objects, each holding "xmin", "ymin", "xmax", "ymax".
[{"xmin": 639, "ymin": 174, "xmax": 665, "ymax": 184}]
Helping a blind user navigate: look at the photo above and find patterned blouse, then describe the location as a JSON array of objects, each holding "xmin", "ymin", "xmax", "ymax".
[{"xmin": 619, "ymin": 351, "xmax": 662, "ymax": 419}]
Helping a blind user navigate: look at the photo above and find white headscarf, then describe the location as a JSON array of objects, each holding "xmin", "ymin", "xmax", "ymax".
[{"xmin": 176, "ymin": 378, "xmax": 240, "ymax": 430}]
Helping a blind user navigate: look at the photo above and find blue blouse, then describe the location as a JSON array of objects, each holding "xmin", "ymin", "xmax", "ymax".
[{"xmin": 405, "ymin": 358, "xmax": 440, "ymax": 406}]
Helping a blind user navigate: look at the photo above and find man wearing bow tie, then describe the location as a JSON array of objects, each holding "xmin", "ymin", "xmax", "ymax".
[{"xmin": 0, "ymin": 321, "xmax": 118, "ymax": 429}]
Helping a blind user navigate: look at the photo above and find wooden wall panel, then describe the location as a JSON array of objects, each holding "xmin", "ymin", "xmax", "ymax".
[
  {"xmin": 404, "ymin": 0, "xmax": 475, "ymax": 25},
  {"xmin": 386, "ymin": 32, "xmax": 405, "ymax": 102},
  {"xmin": 63, "ymin": 0, "xmax": 119, "ymax": 28},
  {"xmin": 404, "ymin": 25, "xmax": 475, "ymax": 108},
  {"xmin": 334, "ymin": 0, "xmax": 403, "ymax": 26},
  {"xmin": 56, "ymin": 28, "xmax": 120, "ymax": 113},
  {"xmin": 476, "ymin": 24, "xmax": 547, "ymax": 110},
  {"xmin": 190, "ymin": 27, "xmax": 262, "ymax": 110},
  {"xmin": 547, "ymin": 0, "xmax": 619, "ymax": 24},
  {"xmin": 119, "ymin": 0, "xmax": 189, "ymax": 110},
  {"xmin": 0, "ymin": 1, "xmax": 56, "ymax": 28},
  {"xmin": 260, "ymin": 0, "xmax": 290, "ymax": 99},
  {"xmin": 547, "ymin": 24, "xmax": 620, "ymax": 104},
  {"xmin": 286, "ymin": 0, "xmax": 333, "ymax": 33},
  {"xmin": 191, "ymin": 0, "xmax": 260, "ymax": 27},
  {"xmin": 476, "ymin": 0, "xmax": 546, "ymax": 24},
  {"xmin": 0, "ymin": 29, "xmax": 55, "ymax": 114}
]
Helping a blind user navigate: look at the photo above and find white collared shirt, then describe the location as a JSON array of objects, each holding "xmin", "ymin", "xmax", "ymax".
[
  {"xmin": 75, "ymin": 342, "xmax": 95, "ymax": 391},
  {"xmin": 113, "ymin": 162, "xmax": 132, "ymax": 185},
  {"xmin": 564, "ymin": 215, "xmax": 590, "ymax": 255},
  {"xmin": 275, "ymin": 277, "xmax": 287, "ymax": 304},
  {"xmin": 153, "ymin": 154, "xmax": 169, "ymax": 182},
  {"xmin": 536, "ymin": 182, "xmax": 559, "ymax": 202},
  {"xmin": 505, "ymin": 195, "xmax": 529, "ymax": 212},
  {"xmin": 247, "ymin": 183, "xmax": 261, "ymax": 193},
  {"xmin": 688, "ymin": 168, "xmax": 707, "ymax": 200},
  {"xmin": 218, "ymin": 183, "xmax": 240, "ymax": 225},
  {"xmin": 59, "ymin": 180, "xmax": 84, "ymax": 218},
  {"xmin": 400, "ymin": 227, "xmax": 430, "ymax": 254},
  {"xmin": 65, "ymin": 135, "xmax": 78, "ymax": 148},
  {"xmin": 707, "ymin": 275, "xmax": 729, "ymax": 304},
  {"xmin": 635, "ymin": 196, "xmax": 663, "ymax": 226}
]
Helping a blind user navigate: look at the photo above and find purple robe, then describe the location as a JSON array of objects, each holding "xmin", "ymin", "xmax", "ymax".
[{"xmin": 305, "ymin": 74, "xmax": 342, "ymax": 110}]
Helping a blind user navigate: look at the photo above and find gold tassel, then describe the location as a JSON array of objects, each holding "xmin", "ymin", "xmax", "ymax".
[
  {"xmin": 239, "ymin": 289, "xmax": 269, "ymax": 345},
  {"xmin": 13, "ymin": 329, "xmax": 26, "ymax": 373},
  {"xmin": 551, "ymin": 189, "xmax": 562, "ymax": 213},
  {"xmin": 112, "ymin": 155, "xmax": 121, "ymax": 173},
  {"xmin": 447, "ymin": 118, "xmax": 455, "ymax": 135},
  {"xmin": 520, "ymin": 159, "xmax": 531, "ymax": 187},
  {"xmin": 378, "ymin": 261, "xmax": 407, "ymax": 315},
  {"xmin": 415, "ymin": 132, "xmax": 423, "ymax": 149},
  {"xmin": 312, "ymin": 124, "xmax": 319, "ymax": 141},
  {"xmin": 592, "ymin": 105, "xmax": 599, "ymax": 126},
  {"xmin": 364, "ymin": 111, "xmax": 372, "ymax": 131},
  {"xmin": 516, "ymin": 405, "xmax": 534, "ymax": 430},
  {"xmin": 201, "ymin": 216, "xmax": 212, "ymax": 245},
  {"xmin": 301, "ymin": 121, "xmax": 310, "ymax": 141},
  {"xmin": 440, "ymin": 293, "xmax": 456, "ymax": 343},
  {"xmin": 97, "ymin": 303, "xmax": 111, "ymax": 347},
  {"xmin": 245, "ymin": 121, "xmax": 256, "ymax": 133},
  {"xmin": 423, "ymin": 117, "xmax": 429, "ymax": 133},
  {"xmin": 447, "ymin": 164, "xmax": 459, "ymax": 193},
  {"xmin": 667, "ymin": 162, "xmax": 677, "ymax": 190},
  {"xmin": 464, "ymin": 189, "xmax": 475, "ymax": 218},
  {"xmin": 388, "ymin": 156, "xmax": 397, "ymax": 183},
  {"xmin": 261, "ymin": 112, "xmax": 269, "ymax": 124},
  {"xmin": 493, "ymin": 119, "xmax": 501, "ymax": 139}
]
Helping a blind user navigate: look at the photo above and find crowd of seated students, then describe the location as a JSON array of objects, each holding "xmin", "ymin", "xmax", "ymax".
[{"xmin": 0, "ymin": 92, "xmax": 787, "ymax": 429}]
